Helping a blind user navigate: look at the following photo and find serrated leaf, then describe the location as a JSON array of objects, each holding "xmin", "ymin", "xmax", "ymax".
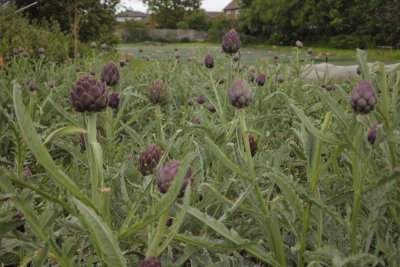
[{"xmin": 74, "ymin": 199, "xmax": 127, "ymax": 267}]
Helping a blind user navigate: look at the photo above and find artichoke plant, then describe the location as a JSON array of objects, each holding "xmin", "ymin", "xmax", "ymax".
[
  {"xmin": 138, "ymin": 144, "xmax": 163, "ymax": 176},
  {"xmin": 222, "ymin": 29, "xmax": 241, "ymax": 54},
  {"xmin": 100, "ymin": 62, "xmax": 120, "ymax": 86},
  {"xmin": 208, "ymin": 104, "xmax": 216, "ymax": 113},
  {"xmin": 248, "ymin": 134, "xmax": 258, "ymax": 157},
  {"xmin": 229, "ymin": 79, "xmax": 253, "ymax": 109},
  {"xmin": 108, "ymin": 92, "xmax": 120, "ymax": 109},
  {"xmin": 295, "ymin": 40, "xmax": 303, "ymax": 48},
  {"xmin": 27, "ymin": 80, "xmax": 36, "ymax": 92},
  {"xmin": 196, "ymin": 93, "xmax": 205, "ymax": 104},
  {"xmin": 204, "ymin": 55, "xmax": 214, "ymax": 69},
  {"xmin": 350, "ymin": 80, "xmax": 378, "ymax": 114},
  {"xmin": 70, "ymin": 75, "xmax": 109, "ymax": 113},
  {"xmin": 256, "ymin": 73, "xmax": 266, "ymax": 86},
  {"xmin": 156, "ymin": 160, "xmax": 194, "ymax": 197},
  {"xmin": 148, "ymin": 79, "xmax": 168, "ymax": 104},
  {"xmin": 367, "ymin": 124, "xmax": 378, "ymax": 144},
  {"xmin": 248, "ymin": 67, "xmax": 256, "ymax": 82},
  {"xmin": 37, "ymin": 47, "xmax": 45, "ymax": 55},
  {"xmin": 139, "ymin": 256, "xmax": 162, "ymax": 267}
]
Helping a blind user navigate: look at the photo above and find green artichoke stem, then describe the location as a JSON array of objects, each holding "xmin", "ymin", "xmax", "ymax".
[
  {"xmin": 298, "ymin": 112, "xmax": 332, "ymax": 267},
  {"xmin": 239, "ymin": 110, "xmax": 287, "ymax": 266},
  {"xmin": 350, "ymin": 120, "xmax": 363, "ymax": 254},
  {"xmin": 209, "ymin": 70, "xmax": 225, "ymax": 123},
  {"xmin": 155, "ymin": 105, "xmax": 165, "ymax": 143},
  {"xmin": 86, "ymin": 113, "xmax": 107, "ymax": 219}
]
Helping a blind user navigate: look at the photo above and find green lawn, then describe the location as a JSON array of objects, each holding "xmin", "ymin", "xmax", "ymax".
[{"xmin": 118, "ymin": 43, "xmax": 400, "ymax": 66}]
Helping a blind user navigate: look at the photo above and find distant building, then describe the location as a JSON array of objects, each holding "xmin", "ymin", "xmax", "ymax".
[
  {"xmin": 223, "ymin": 0, "xmax": 240, "ymax": 18},
  {"xmin": 117, "ymin": 10, "xmax": 149, "ymax": 23},
  {"xmin": 205, "ymin": 11, "xmax": 222, "ymax": 20}
]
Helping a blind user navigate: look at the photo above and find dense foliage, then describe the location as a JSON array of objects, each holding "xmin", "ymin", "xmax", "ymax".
[
  {"xmin": 0, "ymin": 8, "xmax": 71, "ymax": 62},
  {"xmin": 239, "ymin": 0, "xmax": 400, "ymax": 48},
  {"xmin": 142, "ymin": 0, "xmax": 201, "ymax": 28},
  {"xmin": 1, "ymin": 31, "xmax": 400, "ymax": 266},
  {"xmin": 14, "ymin": 0, "xmax": 119, "ymax": 45}
]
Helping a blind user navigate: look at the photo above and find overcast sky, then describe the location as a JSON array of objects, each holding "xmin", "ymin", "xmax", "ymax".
[{"xmin": 119, "ymin": 0, "xmax": 232, "ymax": 12}]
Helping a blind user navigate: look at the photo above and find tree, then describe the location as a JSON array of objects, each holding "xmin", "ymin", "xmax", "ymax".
[
  {"xmin": 142, "ymin": 0, "xmax": 201, "ymax": 28},
  {"xmin": 179, "ymin": 10, "xmax": 209, "ymax": 31},
  {"xmin": 15, "ymin": 0, "xmax": 119, "ymax": 59}
]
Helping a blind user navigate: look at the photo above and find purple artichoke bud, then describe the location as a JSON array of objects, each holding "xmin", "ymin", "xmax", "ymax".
[
  {"xmin": 101, "ymin": 43, "xmax": 108, "ymax": 50},
  {"xmin": 22, "ymin": 166, "xmax": 33, "ymax": 178},
  {"xmin": 350, "ymin": 80, "xmax": 378, "ymax": 114},
  {"xmin": 12, "ymin": 48, "xmax": 18, "ymax": 55},
  {"xmin": 5, "ymin": 54, "xmax": 11, "ymax": 62},
  {"xmin": 256, "ymin": 73, "xmax": 266, "ymax": 86},
  {"xmin": 139, "ymin": 48, "xmax": 143, "ymax": 53},
  {"xmin": 187, "ymin": 97, "xmax": 193, "ymax": 106},
  {"xmin": 222, "ymin": 29, "xmax": 241, "ymax": 54},
  {"xmin": 248, "ymin": 67, "xmax": 256, "ymax": 82},
  {"xmin": 166, "ymin": 217, "xmax": 174, "ymax": 227},
  {"xmin": 18, "ymin": 46, "xmax": 25, "ymax": 54},
  {"xmin": 295, "ymin": 40, "xmax": 303, "ymax": 48},
  {"xmin": 108, "ymin": 92, "xmax": 120, "ymax": 109},
  {"xmin": 90, "ymin": 42, "xmax": 97, "ymax": 49},
  {"xmin": 174, "ymin": 48, "xmax": 178, "ymax": 52},
  {"xmin": 274, "ymin": 55, "xmax": 279, "ymax": 60},
  {"xmin": 208, "ymin": 104, "xmax": 216, "ymax": 113},
  {"xmin": 70, "ymin": 75, "xmax": 109, "ymax": 113},
  {"xmin": 204, "ymin": 55, "xmax": 214, "ymax": 69},
  {"xmin": 125, "ymin": 57, "xmax": 130, "ymax": 63},
  {"xmin": 196, "ymin": 93, "xmax": 205, "ymax": 104},
  {"xmin": 100, "ymin": 62, "xmax": 120, "ymax": 86},
  {"xmin": 307, "ymin": 48, "xmax": 313, "ymax": 55},
  {"xmin": 367, "ymin": 124, "xmax": 378, "ymax": 144},
  {"xmin": 325, "ymin": 84, "xmax": 336, "ymax": 91},
  {"xmin": 229, "ymin": 79, "xmax": 253, "ymax": 109},
  {"xmin": 138, "ymin": 144, "xmax": 163, "ymax": 176},
  {"xmin": 277, "ymin": 74, "xmax": 285, "ymax": 83},
  {"xmin": 27, "ymin": 80, "xmax": 36, "ymax": 92},
  {"xmin": 192, "ymin": 118, "xmax": 201, "ymax": 125},
  {"xmin": 139, "ymin": 256, "xmax": 162, "ymax": 267},
  {"xmin": 37, "ymin": 47, "xmax": 45, "ymax": 55},
  {"xmin": 75, "ymin": 66, "xmax": 81, "ymax": 73},
  {"xmin": 232, "ymin": 53, "xmax": 240, "ymax": 62},
  {"xmin": 175, "ymin": 52, "xmax": 181, "ymax": 60},
  {"xmin": 120, "ymin": 59, "xmax": 127, "ymax": 67},
  {"xmin": 22, "ymin": 52, "xmax": 29, "ymax": 58},
  {"xmin": 248, "ymin": 134, "xmax": 258, "ymax": 157},
  {"xmin": 156, "ymin": 160, "xmax": 194, "ymax": 197},
  {"xmin": 148, "ymin": 79, "xmax": 168, "ymax": 104},
  {"xmin": 356, "ymin": 67, "xmax": 361, "ymax": 75},
  {"xmin": 204, "ymin": 82, "xmax": 211, "ymax": 90},
  {"xmin": 216, "ymin": 75, "xmax": 225, "ymax": 85}
]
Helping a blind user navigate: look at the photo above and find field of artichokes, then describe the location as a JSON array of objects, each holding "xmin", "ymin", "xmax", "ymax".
[{"xmin": 1, "ymin": 29, "xmax": 400, "ymax": 266}]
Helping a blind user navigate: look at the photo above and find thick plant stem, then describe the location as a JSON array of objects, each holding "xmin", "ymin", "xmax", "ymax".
[
  {"xmin": 86, "ymin": 113, "xmax": 108, "ymax": 219},
  {"xmin": 298, "ymin": 112, "xmax": 332, "ymax": 267},
  {"xmin": 350, "ymin": 121, "xmax": 362, "ymax": 254},
  {"xmin": 239, "ymin": 110, "xmax": 286, "ymax": 266},
  {"xmin": 146, "ymin": 212, "xmax": 169, "ymax": 257},
  {"xmin": 209, "ymin": 70, "xmax": 224, "ymax": 123},
  {"xmin": 155, "ymin": 105, "xmax": 165, "ymax": 143}
]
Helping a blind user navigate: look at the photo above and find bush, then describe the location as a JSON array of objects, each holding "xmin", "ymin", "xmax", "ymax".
[
  {"xmin": 119, "ymin": 20, "xmax": 149, "ymax": 43},
  {"xmin": 207, "ymin": 15, "xmax": 238, "ymax": 42},
  {"xmin": 328, "ymin": 35, "xmax": 374, "ymax": 49},
  {"xmin": 0, "ymin": 8, "xmax": 71, "ymax": 62}
]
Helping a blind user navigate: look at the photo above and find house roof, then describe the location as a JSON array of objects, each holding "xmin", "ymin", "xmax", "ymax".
[
  {"xmin": 117, "ymin": 10, "xmax": 148, "ymax": 18},
  {"xmin": 205, "ymin": 11, "xmax": 222, "ymax": 19},
  {"xmin": 223, "ymin": 0, "xmax": 239, "ymax": 11}
]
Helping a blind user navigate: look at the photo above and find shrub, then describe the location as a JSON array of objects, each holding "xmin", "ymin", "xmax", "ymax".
[{"xmin": 0, "ymin": 8, "xmax": 72, "ymax": 62}]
